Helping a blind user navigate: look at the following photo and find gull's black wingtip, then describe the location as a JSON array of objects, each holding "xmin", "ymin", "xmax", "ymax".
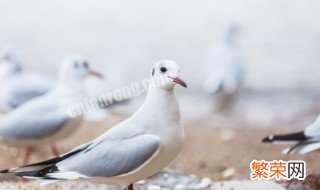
[
  {"xmin": 0, "ymin": 169, "xmax": 9, "ymax": 173},
  {"xmin": 262, "ymin": 135, "xmax": 274, "ymax": 143},
  {"xmin": 262, "ymin": 131, "xmax": 308, "ymax": 143}
]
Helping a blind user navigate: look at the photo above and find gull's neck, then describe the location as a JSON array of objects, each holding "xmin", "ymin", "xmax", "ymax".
[
  {"xmin": 137, "ymin": 85, "xmax": 181, "ymax": 124},
  {"xmin": 145, "ymin": 86, "xmax": 175, "ymax": 104},
  {"xmin": 54, "ymin": 78, "xmax": 86, "ymax": 106}
]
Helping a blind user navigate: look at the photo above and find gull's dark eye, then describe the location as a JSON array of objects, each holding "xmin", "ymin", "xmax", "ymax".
[
  {"xmin": 160, "ymin": 67, "xmax": 167, "ymax": 73},
  {"xmin": 83, "ymin": 61, "xmax": 89, "ymax": 68}
]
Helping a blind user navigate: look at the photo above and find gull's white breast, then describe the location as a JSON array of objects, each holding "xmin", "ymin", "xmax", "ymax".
[{"xmin": 93, "ymin": 90, "xmax": 185, "ymax": 186}]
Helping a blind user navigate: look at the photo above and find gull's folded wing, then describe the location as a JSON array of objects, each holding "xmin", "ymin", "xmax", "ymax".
[
  {"xmin": 53, "ymin": 134, "xmax": 160, "ymax": 178},
  {"xmin": 5, "ymin": 73, "xmax": 55, "ymax": 108},
  {"xmin": 0, "ymin": 100, "xmax": 70, "ymax": 139},
  {"xmin": 3, "ymin": 134, "xmax": 160, "ymax": 180}
]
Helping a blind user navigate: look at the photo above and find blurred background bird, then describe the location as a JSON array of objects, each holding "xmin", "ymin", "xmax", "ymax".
[
  {"xmin": 262, "ymin": 114, "xmax": 320, "ymax": 155},
  {"xmin": 202, "ymin": 23, "xmax": 245, "ymax": 112},
  {"xmin": 0, "ymin": 48, "xmax": 116, "ymax": 121},
  {"xmin": 0, "ymin": 56, "xmax": 104, "ymax": 165},
  {"xmin": 0, "ymin": 48, "xmax": 55, "ymax": 111},
  {"xmin": 0, "ymin": 60, "xmax": 187, "ymax": 190}
]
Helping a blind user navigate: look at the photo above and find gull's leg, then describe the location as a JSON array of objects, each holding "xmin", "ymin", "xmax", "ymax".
[
  {"xmin": 128, "ymin": 184, "xmax": 134, "ymax": 190},
  {"xmin": 23, "ymin": 147, "xmax": 33, "ymax": 165},
  {"xmin": 50, "ymin": 145, "xmax": 60, "ymax": 157}
]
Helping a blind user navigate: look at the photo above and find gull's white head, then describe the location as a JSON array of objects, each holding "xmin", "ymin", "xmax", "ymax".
[
  {"xmin": 0, "ymin": 48, "xmax": 22, "ymax": 73},
  {"xmin": 150, "ymin": 60, "xmax": 187, "ymax": 90},
  {"xmin": 59, "ymin": 55, "xmax": 104, "ymax": 82}
]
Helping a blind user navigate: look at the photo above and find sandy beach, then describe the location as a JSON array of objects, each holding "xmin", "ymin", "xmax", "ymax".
[
  {"xmin": 0, "ymin": 92, "xmax": 319, "ymax": 189},
  {"xmin": 0, "ymin": 0, "xmax": 320, "ymax": 189}
]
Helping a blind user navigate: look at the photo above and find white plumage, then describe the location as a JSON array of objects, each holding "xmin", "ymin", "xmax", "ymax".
[
  {"xmin": 1, "ymin": 60, "xmax": 187, "ymax": 190},
  {"xmin": 0, "ymin": 49, "xmax": 55, "ymax": 110},
  {"xmin": 0, "ymin": 56, "xmax": 104, "ymax": 164}
]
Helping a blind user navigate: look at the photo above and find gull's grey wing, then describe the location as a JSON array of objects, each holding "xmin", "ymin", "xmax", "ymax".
[
  {"xmin": 52, "ymin": 134, "xmax": 160, "ymax": 178},
  {"xmin": 5, "ymin": 73, "xmax": 55, "ymax": 108},
  {"xmin": 2, "ymin": 121, "xmax": 159, "ymax": 180},
  {"xmin": 6, "ymin": 90, "xmax": 47, "ymax": 108},
  {"xmin": 0, "ymin": 100, "xmax": 70, "ymax": 139}
]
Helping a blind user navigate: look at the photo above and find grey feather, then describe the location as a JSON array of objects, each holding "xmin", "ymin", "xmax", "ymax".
[
  {"xmin": 56, "ymin": 134, "xmax": 160, "ymax": 177},
  {"xmin": 1, "ymin": 72, "xmax": 55, "ymax": 108},
  {"xmin": 0, "ymin": 100, "xmax": 70, "ymax": 139},
  {"xmin": 6, "ymin": 91, "xmax": 49, "ymax": 108}
]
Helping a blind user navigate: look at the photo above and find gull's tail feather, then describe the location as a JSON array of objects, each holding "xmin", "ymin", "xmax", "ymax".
[
  {"xmin": 0, "ymin": 142, "xmax": 91, "ymax": 181},
  {"xmin": 1, "ymin": 158, "xmax": 62, "ymax": 180},
  {"xmin": 14, "ymin": 165, "xmax": 59, "ymax": 179},
  {"xmin": 262, "ymin": 131, "xmax": 309, "ymax": 144},
  {"xmin": 2, "ymin": 147, "xmax": 82, "ymax": 174}
]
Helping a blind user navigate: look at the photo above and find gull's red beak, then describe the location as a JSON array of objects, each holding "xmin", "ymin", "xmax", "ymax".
[
  {"xmin": 169, "ymin": 76, "xmax": 187, "ymax": 88},
  {"xmin": 89, "ymin": 70, "xmax": 104, "ymax": 79}
]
